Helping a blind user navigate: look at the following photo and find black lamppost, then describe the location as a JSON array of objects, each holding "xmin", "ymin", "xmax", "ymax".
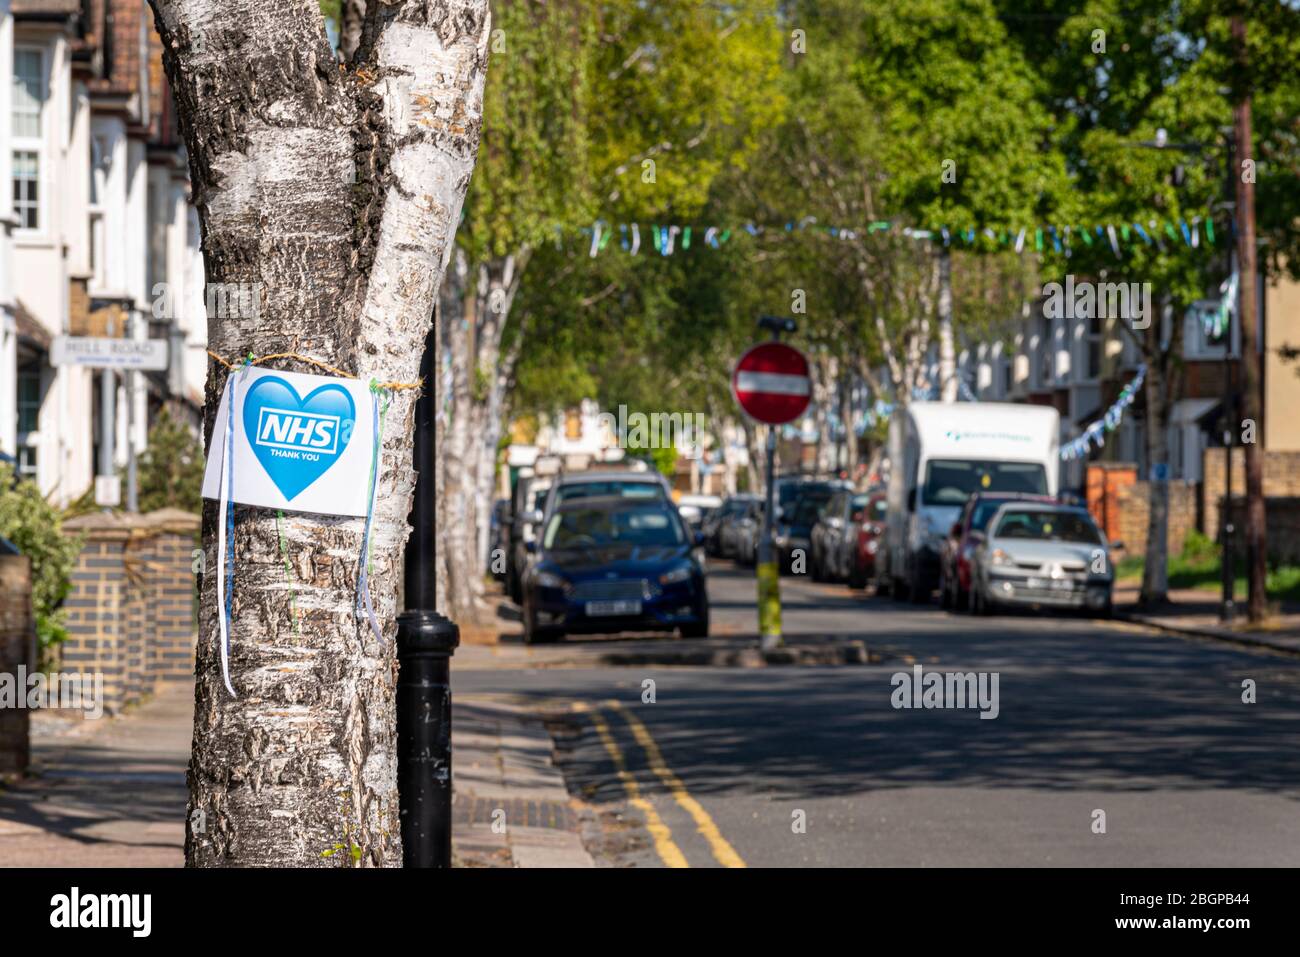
[{"xmin": 396, "ymin": 320, "xmax": 460, "ymax": 867}]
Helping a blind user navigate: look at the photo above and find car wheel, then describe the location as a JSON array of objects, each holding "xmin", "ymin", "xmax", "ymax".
[
  {"xmin": 908, "ymin": 561, "xmax": 929, "ymax": 604},
  {"xmin": 679, "ymin": 615, "xmax": 709, "ymax": 639},
  {"xmin": 811, "ymin": 547, "xmax": 825, "ymax": 582},
  {"xmin": 522, "ymin": 606, "xmax": 562, "ymax": 645}
]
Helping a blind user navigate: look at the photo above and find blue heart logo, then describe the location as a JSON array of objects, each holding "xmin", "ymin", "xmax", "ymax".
[{"xmin": 241, "ymin": 375, "xmax": 357, "ymax": 501}]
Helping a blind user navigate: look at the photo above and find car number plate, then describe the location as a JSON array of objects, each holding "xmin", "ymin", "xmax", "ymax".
[
  {"xmin": 586, "ymin": 600, "xmax": 642, "ymax": 616},
  {"xmin": 1028, "ymin": 577, "xmax": 1073, "ymax": 591}
]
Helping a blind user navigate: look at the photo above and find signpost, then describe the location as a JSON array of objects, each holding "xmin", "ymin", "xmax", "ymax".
[
  {"xmin": 51, "ymin": 336, "xmax": 169, "ymax": 370},
  {"xmin": 52, "ymin": 336, "xmax": 169, "ymax": 513},
  {"xmin": 732, "ymin": 319, "xmax": 810, "ymax": 650}
]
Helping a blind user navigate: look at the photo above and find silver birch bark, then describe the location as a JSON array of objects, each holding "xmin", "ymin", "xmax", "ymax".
[
  {"xmin": 937, "ymin": 247, "xmax": 957, "ymax": 403},
  {"xmin": 150, "ymin": 0, "xmax": 490, "ymax": 867},
  {"xmin": 436, "ymin": 247, "xmax": 528, "ymax": 624}
]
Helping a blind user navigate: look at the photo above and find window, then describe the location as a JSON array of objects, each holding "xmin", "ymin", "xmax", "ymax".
[
  {"xmin": 922, "ymin": 460, "xmax": 1049, "ymax": 506},
  {"xmin": 17, "ymin": 360, "xmax": 42, "ymax": 479},
  {"xmin": 13, "ymin": 151, "xmax": 39, "ymax": 229},
  {"xmin": 12, "ymin": 47, "xmax": 47, "ymax": 232},
  {"xmin": 12, "ymin": 49, "xmax": 44, "ymax": 138},
  {"xmin": 993, "ymin": 509, "xmax": 1102, "ymax": 545}
]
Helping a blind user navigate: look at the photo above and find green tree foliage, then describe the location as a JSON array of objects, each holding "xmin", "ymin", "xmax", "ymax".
[
  {"xmin": 0, "ymin": 464, "xmax": 81, "ymax": 653},
  {"xmin": 137, "ymin": 408, "xmax": 205, "ymax": 514}
]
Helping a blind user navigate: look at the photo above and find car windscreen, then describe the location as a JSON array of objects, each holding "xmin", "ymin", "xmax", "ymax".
[
  {"xmin": 543, "ymin": 505, "xmax": 686, "ymax": 550},
  {"xmin": 922, "ymin": 460, "xmax": 1047, "ymax": 506},
  {"xmin": 786, "ymin": 489, "xmax": 835, "ymax": 526},
  {"xmin": 992, "ymin": 509, "xmax": 1102, "ymax": 544},
  {"xmin": 970, "ymin": 499, "xmax": 1020, "ymax": 531},
  {"xmin": 555, "ymin": 481, "xmax": 664, "ymax": 504},
  {"xmin": 779, "ymin": 482, "xmax": 837, "ymax": 507}
]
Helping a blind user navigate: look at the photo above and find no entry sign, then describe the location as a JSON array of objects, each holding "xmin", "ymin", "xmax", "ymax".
[{"xmin": 732, "ymin": 342, "xmax": 811, "ymax": 425}]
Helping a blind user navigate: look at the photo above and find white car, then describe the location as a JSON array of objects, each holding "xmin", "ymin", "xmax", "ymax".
[{"xmin": 969, "ymin": 503, "xmax": 1119, "ymax": 616}]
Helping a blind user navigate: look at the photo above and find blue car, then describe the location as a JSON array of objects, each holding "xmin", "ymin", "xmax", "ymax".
[{"xmin": 521, "ymin": 494, "xmax": 709, "ymax": 644}]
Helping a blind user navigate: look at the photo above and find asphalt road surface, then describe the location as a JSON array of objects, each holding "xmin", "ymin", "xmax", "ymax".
[{"xmin": 456, "ymin": 561, "xmax": 1300, "ymax": 867}]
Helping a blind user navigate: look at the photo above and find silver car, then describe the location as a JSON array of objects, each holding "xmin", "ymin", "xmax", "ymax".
[{"xmin": 968, "ymin": 503, "xmax": 1119, "ymax": 616}]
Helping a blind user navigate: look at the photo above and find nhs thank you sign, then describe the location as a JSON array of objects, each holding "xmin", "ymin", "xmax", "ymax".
[{"xmin": 201, "ymin": 368, "xmax": 377, "ymax": 517}]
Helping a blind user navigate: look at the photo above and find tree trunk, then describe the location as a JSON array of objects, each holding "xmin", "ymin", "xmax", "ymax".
[
  {"xmin": 435, "ymin": 247, "xmax": 528, "ymax": 624},
  {"xmin": 438, "ymin": 248, "xmax": 482, "ymax": 622},
  {"xmin": 937, "ymin": 246, "xmax": 957, "ymax": 402},
  {"xmin": 152, "ymin": 0, "xmax": 490, "ymax": 867},
  {"xmin": 1141, "ymin": 347, "xmax": 1171, "ymax": 607},
  {"xmin": 1233, "ymin": 14, "xmax": 1267, "ymax": 623},
  {"xmin": 740, "ymin": 416, "xmax": 762, "ymax": 494},
  {"xmin": 840, "ymin": 373, "xmax": 858, "ymax": 478}
]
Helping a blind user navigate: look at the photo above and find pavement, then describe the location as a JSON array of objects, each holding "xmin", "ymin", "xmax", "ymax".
[
  {"xmin": 0, "ymin": 681, "xmax": 191, "ymax": 866},
  {"xmin": 452, "ymin": 695, "xmax": 593, "ymax": 867},
  {"xmin": 0, "ymin": 675, "xmax": 592, "ymax": 868},
  {"xmin": 1114, "ymin": 581, "xmax": 1300, "ymax": 656}
]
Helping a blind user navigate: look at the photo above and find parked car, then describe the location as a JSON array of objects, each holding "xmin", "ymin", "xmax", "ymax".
[
  {"xmin": 811, "ymin": 489, "xmax": 872, "ymax": 582},
  {"xmin": 507, "ymin": 475, "xmax": 553, "ymax": 604},
  {"xmin": 773, "ymin": 480, "xmax": 848, "ymax": 573},
  {"xmin": 703, "ymin": 494, "xmax": 757, "ymax": 556},
  {"xmin": 520, "ymin": 494, "xmax": 709, "ymax": 644},
  {"xmin": 938, "ymin": 492, "xmax": 1056, "ymax": 610},
  {"xmin": 967, "ymin": 502, "xmax": 1119, "ymax": 616},
  {"xmin": 676, "ymin": 493, "xmax": 723, "ymax": 535},
  {"xmin": 719, "ymin": 498, "xmax": 763, "ymax": 561},
  {"xmin": 488, "ymin": 498, "xmax": 511, "ymax": 579},
  {"xmin": 533, "ymin": 470, "xmax": 672, "ymax": 528},
  {"xmin": 847, "ymin": 491, "xmax": 888, "ymax": 589}
]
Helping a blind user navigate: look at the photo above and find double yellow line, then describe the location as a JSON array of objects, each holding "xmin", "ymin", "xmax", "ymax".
[{"xmin": 573, "ymin": 699, "xmax": 746, "ymax": 868}]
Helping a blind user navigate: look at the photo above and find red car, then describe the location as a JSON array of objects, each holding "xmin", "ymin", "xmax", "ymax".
[
  {"xmin": 847, "ymin": 491, "xmax": 888, "ymax": 589},
  {"xmin": 939, "ymin": 492, "xmax": 1057, "ymax": 610}
]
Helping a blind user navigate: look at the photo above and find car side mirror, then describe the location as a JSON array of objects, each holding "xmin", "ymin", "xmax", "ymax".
[
  {"xmin": 851, "ymin": 510, "xmax": 865, "ymax": 523},
  {"xmin": 950, "ymin": 522, "xmax": 962, "ymax": 538},
  {"xmin": 694, "ymin": 531, "xmax": 706, "ymax": 547},
  {"xmin": 524, "ymin": 540, "xmax": 537, "ymax": 553},
  {"xmin": 1109, "ymin": 540, "xmax": 1125, "ymax": 551},
  {"xmin": 523, "ymin": 509, "xmax": 543, "ymax": 526}
]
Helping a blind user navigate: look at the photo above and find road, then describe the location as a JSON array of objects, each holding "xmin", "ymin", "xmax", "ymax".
[{"xmin": 455, "ymin": 561, "xmax": 1300, "ymax": 867}]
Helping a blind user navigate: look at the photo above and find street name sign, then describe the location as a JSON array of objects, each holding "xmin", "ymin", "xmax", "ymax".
[
  {"xmin": 51, "ymin": 336, "xmax": 169, "ymax": 371},
  {"xmin": 732, "ymin": 342, "xmax": 812, "ymax": 425}
]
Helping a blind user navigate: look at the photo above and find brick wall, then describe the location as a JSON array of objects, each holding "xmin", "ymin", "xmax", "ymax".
[
  {"xmin": 1202, "ymin": 448, "xmax": 1300, "ymax": 540},
  {"xmin": 0, "ymin": 552, "xmax": 35, "ymax": 776},
  {"xmin": 1086, "ymin": 462, "xmax": 1138, "ymax": 543},
  {"xmin": 1114, "ymin": 479, "xmax": 1197, "ymax": 557},
  {"xmin": 59, "ymin": 509, "xmax": 199, "ymax": 716}
]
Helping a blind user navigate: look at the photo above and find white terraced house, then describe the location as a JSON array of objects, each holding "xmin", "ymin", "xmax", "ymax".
[{"xmin": 0, "ymin": 0, "xmax": 207, "ymax": 506}]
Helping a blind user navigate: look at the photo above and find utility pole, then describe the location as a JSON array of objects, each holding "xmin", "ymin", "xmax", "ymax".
[{"xmin": 1232, "ymin": 12, "xmax": 1267, "ymax": 623}]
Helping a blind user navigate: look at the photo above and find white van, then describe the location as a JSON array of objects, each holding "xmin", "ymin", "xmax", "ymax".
[{"xmin": 880, "ymin": 402, "xmax": 1060, "ymax": 601}]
